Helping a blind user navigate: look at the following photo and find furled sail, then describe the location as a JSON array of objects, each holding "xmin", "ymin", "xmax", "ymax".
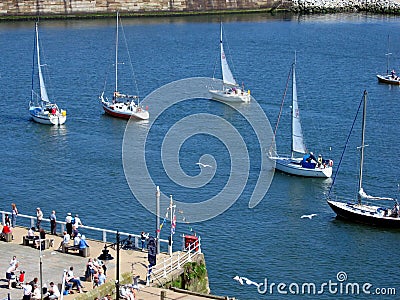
[
  {"xmin": 291, "ymin": 62, "xmax": 307, "ymax": 154},
  {"xmin": 220, "ymin": 25, "xmax": 237, "ymax": 87}
]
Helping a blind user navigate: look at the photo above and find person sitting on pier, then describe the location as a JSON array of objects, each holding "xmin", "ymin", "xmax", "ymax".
[
  {"xmin": 73, "ymin": 233, "xmax": 81, "ymax": 247},
  {"xmin": 27, "ymin": 227, "xmax": 36, "ymax": 238},
  {"xmin": 58, "ymin": 231, "xmax": 70, "ymax": 250},
  {"xmin": 47, "ymin": 281, "xmax": 60, "ymax": 300},
  {"xmin": 0, "ymin": 223, "xmax": 12, "ymax": 240},
  {"xmin": 79, "ymin": 235, "xmax": 89, "ymax": 249},
  {"xmin": 122, "ymin": 235, "xmax": 135, "ymax": 250},
  {"xmin": 66, "ymin": 266, "xmax": 84, "ymax": 293}
]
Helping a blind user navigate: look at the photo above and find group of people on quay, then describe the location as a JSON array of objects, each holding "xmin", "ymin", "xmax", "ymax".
[
  {"xmin": 1, "ymin": 202, "xmax": 144, "ymax": 300},
  {"xmin": 4, "ymin": 255, "xmax": 62, "ymax": 299}
]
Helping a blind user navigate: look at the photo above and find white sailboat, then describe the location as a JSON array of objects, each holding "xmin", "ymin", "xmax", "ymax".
[
  {"xmin": 270, "ymin": 56, "xmax": 333, "ymax": 178},
  {"xmin": 100, "ymin": 11, "xmax": 149, "ymax": 121},
  {"xmin": 209, "ymin": 23, "xmax": 250, "ymax": 103},
  {"xmin": 29, "ymin": 23, "xmax": 67, "ymax": 126},
  {"xmin": 327, "ymin": 90, "xmax": 400, "ymax": 228},
  {"xmin": 376, "ymin": 35, "xmax": 400, "ymax": 85}
]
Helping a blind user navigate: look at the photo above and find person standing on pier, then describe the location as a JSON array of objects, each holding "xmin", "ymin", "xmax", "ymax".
[
  {"xmin": 73, "ymin": 214, "xmax": 83, "ymax": 229},
  {"xmin": 50, "ymin": 210, "xmax": 57, "ymax": 235},
  {"xmin": 36, "ymin": 208, "xmax": 43, "ymax": 231},
  {"xmin": 65, "ymin": 213, "xmax": 73, "ymax": 235},
  {"xmin": 11, "ymin": 203, "xmax": 18, "ymax": 228}
]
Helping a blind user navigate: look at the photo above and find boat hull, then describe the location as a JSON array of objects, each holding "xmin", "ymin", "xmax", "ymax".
[
  {"xmin": 327, "ymin": 200, "xmax": 400, "ymax": 228},
  {"xmin": 272, "ymin": 157, "xmax": 332, "ymax": 178},
  {"xmin": 29, "ymin": 107, "xmax": 66, "ymax": 126},
  {"xmin": 209, "ymin": 90, "xmax": 250, "ymax": 103},
  {"xmin": 376, "ymin": 74, "xmax": 400, "ymax": 85},
  {"xmin": 102, "ymin": 101, "xmax": 149, "ymax": 120}
]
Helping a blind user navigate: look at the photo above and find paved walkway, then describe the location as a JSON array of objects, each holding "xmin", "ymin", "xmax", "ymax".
[{"xmin": 0, "ymin": 226, "xmax": 218, "ymax": 300}]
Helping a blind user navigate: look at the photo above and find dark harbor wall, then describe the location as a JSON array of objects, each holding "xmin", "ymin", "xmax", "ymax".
[
  {"xmin": 0, "ymin": 0, "xmax": 286, "ymax": 17},
  {"xmin": 0, "ymin": 0, "xmax": 399, "ymax": 18}
]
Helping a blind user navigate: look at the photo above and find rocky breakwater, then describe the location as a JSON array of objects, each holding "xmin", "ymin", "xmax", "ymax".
[{"xmin": 290, "ymin": 0, "xmax": 400, "ymax": 14}]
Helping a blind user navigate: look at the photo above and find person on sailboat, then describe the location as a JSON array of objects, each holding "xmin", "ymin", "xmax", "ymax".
[{"xmin": 317, "ymin": 154, "xmax": 323, "ymax": 168}]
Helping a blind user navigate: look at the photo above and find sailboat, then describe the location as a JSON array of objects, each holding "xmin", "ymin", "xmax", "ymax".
[
  {"xmin": 376, "ymin": 45, "xmax": 400, "ymax": 84},
  {"xmin": 327, "ymin": 90, "xmax": 400, "ymax": 228},
  {"xmin": 270, "ymin": 56, "xmax": 333, "ymax": 178},
  {"xmin": 209, "ymin": 23, "xmax": 250, "ymax": 103},
  {"xmin": 100, "ymin": 12, "xmax": 149, "ymax": 120},
  {"xmin": 29, "ymin": 23, "xmax": 67, "ymax": 126}
]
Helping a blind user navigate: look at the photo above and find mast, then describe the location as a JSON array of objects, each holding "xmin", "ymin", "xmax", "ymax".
[
  {"xmin": 31, "ymin": 23, "xmax": 37, "ymax": 103},
  {"xmin": 115, "ymin": 11, "xmax": 119, "ymax": 93},
  {"xmin": 385, "ymin": 35, "xmax": 391, "ymax": 75},
  {"xmin": 357, "ymin": 90, "xmax": 367, "ymax": 204}
]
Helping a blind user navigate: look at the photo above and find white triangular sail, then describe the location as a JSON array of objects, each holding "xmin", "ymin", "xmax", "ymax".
[
  {"xmin": 220, "ymin": 25, "xmax": 237, "ymax": 87},
  {"xmin": 291, "ymin": 61, "xmax": 307, "ymax": 155},
  {"xmin": 35, "ymin": 23, "xmax": 49, "ymax": 103}
]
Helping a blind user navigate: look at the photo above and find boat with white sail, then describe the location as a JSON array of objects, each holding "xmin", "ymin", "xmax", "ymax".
[
  {"xmin": 327, "ymin": 90, "xmax": 400, "ymax": 228},
  {"xmin": 209, "ymin": 23, "xmax": 250, "ymax": 103},
  {"xmin": 100, "ymin": 12, "xmax": 149, "ymax": 121},
  {"xmin": 270, "ymin": 55, "xmax": 333, "ymax": 178},
  {"xmin": 376, "ymin": 36, "xmax": 400, "ymax": 85},
  {"xmin": 29, "ymin": 23, "xmax": 67, "ymax": 126}
]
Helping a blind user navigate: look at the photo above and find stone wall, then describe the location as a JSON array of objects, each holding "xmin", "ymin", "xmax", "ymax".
[
  {"xmin": 0, "ymin": 0, "xmax": 282, "ymax": 16},
  {"xmin": 291, "ymin": 0, "xmax": 400, "ymax": 13}
]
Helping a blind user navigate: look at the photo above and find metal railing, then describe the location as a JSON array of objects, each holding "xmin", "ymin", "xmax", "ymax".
[
  {"xmin": 148, "ymin": 235, "xmax": 201, "ymax": 285},
  {"xmin": 0, "ymin": 210, "xmax": 169, "ymax": 250}
]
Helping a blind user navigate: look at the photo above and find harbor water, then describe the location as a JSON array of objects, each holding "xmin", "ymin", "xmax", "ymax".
[{"xmin": 1, "ymin": 12, "xmax": 400, "ymax": 299}]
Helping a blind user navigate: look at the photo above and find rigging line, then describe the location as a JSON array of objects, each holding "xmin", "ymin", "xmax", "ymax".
[
  {"xmin": 31, "ymin": 23, "xmax": 37, "ymax": 104},
  {"xmin": 328, "ymin": 92, "xmax": 365, "ymax": 198},
  {"xmin": 269, "ymin": 66, "xmax": 291, "ymax": 156},
  {"xmin": 120, "ymin": 17, "xmax": 141, "ymax": 102},
  {"xmin": 273, "ymin": 66, "xmax": 292, "ymax": 138}
]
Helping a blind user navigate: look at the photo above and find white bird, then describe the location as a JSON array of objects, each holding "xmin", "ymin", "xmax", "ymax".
[
  {"xmin": 301, "ymin": 214, "xmax": 317, "ymax": 219},
  {"xmin": 233, "ymin": 275, "xmax": 244, "ymax": 285},
  {"xmin": 196, "ymin": 162, "xmax": 212, "ymax": 168}
]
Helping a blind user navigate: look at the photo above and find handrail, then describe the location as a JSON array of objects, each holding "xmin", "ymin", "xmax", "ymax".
[
  {"xmin": 0, "ymin": 210, "xmax": 168, "ymax": 247},
  {"xmin": 148, "ymin": 235, "xmax": 201, "ymax": 285}
]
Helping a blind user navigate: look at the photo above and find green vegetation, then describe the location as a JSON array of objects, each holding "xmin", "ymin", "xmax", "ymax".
[{"xmin": 168, "ymin": 261, "xmax": 208, "ymax": 294}]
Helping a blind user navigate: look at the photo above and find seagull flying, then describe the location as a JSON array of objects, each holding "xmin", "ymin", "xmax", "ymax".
[
  {"xmin": 301, "ymin": 214, "xmax": 317, "ymax": 219},
  {"xmin": 196, "ymin": 162, "xmax": 212, "ymax": 168}
]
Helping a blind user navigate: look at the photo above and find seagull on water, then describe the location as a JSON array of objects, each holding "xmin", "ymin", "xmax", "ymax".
[
  {"xmin": 196, "ymin": 162, "xmax": 212, "ymax": 168},
  {"xmin": 301, "ymin": 213, "xmax": 317, "ymax": 219}
]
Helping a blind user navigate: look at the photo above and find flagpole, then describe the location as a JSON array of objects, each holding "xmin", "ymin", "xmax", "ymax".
[
  {"xmin": 156, "ymin": 186, "xmax": 160, "ymax": 254},
  {"xmin": 169, "ymin": 195, "xmax": 173, "ymax": 256}
]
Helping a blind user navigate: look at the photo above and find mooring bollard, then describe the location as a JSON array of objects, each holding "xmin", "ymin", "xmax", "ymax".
[{"xmin": 160, "ymin": 290, "xmax": 166, "ymax": 300}]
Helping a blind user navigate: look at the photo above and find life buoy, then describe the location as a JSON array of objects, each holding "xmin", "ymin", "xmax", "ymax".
[{"xmin": 329, "ymin": 160, "xmax": 333, "ymax": 167}]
